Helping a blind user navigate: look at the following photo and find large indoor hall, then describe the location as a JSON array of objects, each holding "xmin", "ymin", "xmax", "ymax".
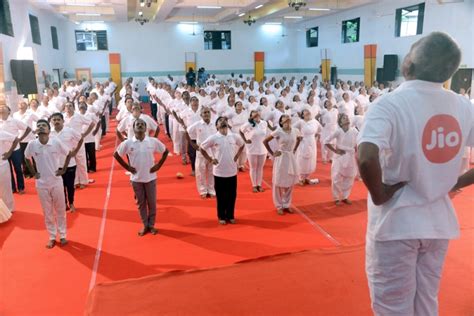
[{"xmin": 0, "ymin": 0, "xmax": 473, "ymax": 315}]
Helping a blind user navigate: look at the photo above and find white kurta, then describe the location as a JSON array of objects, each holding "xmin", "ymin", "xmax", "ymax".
[
  {"xmin": 294, "ymin": 119, "xmax": 321, "ymax": 175},
  {"xmin": 271, "ymin": 128, "xmax": 299, "ymax": 187}
]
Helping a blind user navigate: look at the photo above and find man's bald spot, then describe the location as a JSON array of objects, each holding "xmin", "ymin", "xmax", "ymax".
[{"xmin": 405, "ymin": 32, "xmax": 461, "ymax": 83}]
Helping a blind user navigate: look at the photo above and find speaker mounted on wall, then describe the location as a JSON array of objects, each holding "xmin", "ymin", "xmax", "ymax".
[
  {"xmin": 383, "ymin": 54, "xmax": 398, "ymax": 82},
  {"xmin": 10, "ymin": 60, "xmax": 38, "ymax": 95}
]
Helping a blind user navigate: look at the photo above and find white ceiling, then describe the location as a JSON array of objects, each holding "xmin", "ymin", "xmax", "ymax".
[{"xmin": 29, "ymin": 0, "xmax": 377, "ymax": 24}]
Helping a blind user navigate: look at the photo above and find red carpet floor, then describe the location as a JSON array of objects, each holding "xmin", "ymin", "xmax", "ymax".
[{"xmin": 1, "ymin": 114, "xmax": 473, "ymax": 315}]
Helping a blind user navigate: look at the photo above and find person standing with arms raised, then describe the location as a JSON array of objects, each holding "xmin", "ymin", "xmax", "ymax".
[
  {"xmin": 114, "ymin": 119, "xmax": 169, "ymax": 236},
  {"xmin": 358, "ymin": 32, "xmax": 474, "ymax": 315}
]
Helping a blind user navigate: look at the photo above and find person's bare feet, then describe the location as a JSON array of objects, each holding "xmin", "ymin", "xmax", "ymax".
[
  {"xmin": 60, "ymin": 238, "xmax": 68, "ymax": 246},
  {"xmin": 70, "ymin": 204, "xmax": 76, "ymax": 213},
  {"xmin": 277, "ymin": 208, "xmax": 284, "ymax": 215},
  {"xmin": 149, "ymin": 227, "xmax": 158, "ymax": 235},
  {"xmin": 46, "ymin": 240, "xmax": 56, "ymax": 249},
  {"xmin": 257, "ymin": 186, "xmax": 265, "ymax": 192},
  {"xmin": 335, "ymin": 200, "xmax": 342, "ymax": 206}
]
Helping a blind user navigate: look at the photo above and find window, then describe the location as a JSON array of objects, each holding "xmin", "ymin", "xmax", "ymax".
[
  {"xmin": 341, "ymin": 17, "xmax": 360, "ymax": 43},
  {"xmin": 29, "ymin": 14, "xmax": 41, "ymax": 45},
  {"xmin": 0, "ymin": 0, "xmax": 14, "ymax": 37},
  {"xmin": 306, "ymin": 27, "xmax": 318, "ymax": 47},
  {"xmin": 75, "ymin": 30, "xmax": 108, "ymax": 51},
  {"xmin": 204, "ymin": 31, "xmax": 231, "ymax": 50},
  {"xmin": 51, "ymin": 26, "xmax": 58, "ymax": 50},
  {"xmin": 395, "ymin": 3, "xmax": 425, "ymax": 37}
]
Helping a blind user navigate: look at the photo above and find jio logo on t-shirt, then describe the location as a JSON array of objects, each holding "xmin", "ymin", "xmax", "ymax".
[{"xmin": 422, "ymin": 114, "xmax": 462, "ymax": 163}]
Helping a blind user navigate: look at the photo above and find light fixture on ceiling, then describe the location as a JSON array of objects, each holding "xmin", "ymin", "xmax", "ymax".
[
  {"xmin": 243, "ymin": 15, "xmax": 256, "ymax": 26},
  {"xmin": 255, "ymin": 4, "xmax": 263, "ymax": 9},
  {"xmin": 179, "ymin": 21, "xmax": 198, "ymax": 24},
  {"xmin": 197, "ymin": 6, "xmax": 222, "ymax": 9},
  {"xmin": 288, "ymin": 0, "xmax": 306, "ymax": 11},
  {"xmin": 308, "ymin": 8, "xmax": 330, "ymax": 11},
  {"xmin": 140, "ymin": 0, "xmax": 145, "ymax": 7},
  {"xmin": 284, "ymin": 16, "xmax": 303, "ymax": 19},
  {"xmin": 264, "ymin": 22, "xmax": 281, "ymax": 25},
  {"xmin": 76, "ymin": 13, "xmax": 101, "ymax": 16},
  {"xmin": 237, "ymin": 12, "xmax": 245, "ymax": 17},
  {"xmin": 135, "ymin": 17, "xmax": 149, "ymax": 25}
]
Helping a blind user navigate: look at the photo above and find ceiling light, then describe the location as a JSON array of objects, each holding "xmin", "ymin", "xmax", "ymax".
[
  {"xmin": 238, "ymin": 12, "xmax": 245, "ymax": 17},
  {"xmin": 308, "ymin": 8, "xmax": 330, "ymax": 11},
  {"xmin": 140, "ymin": 2, "xmax": 145, "ymax": 7},
  {"xmin": 88, "ymin": 21, "xmax": 105, "ymax": 23},
  {"xmin": 74, "ymin": 21, "xmax": 80, "ymax": 25},
  {"xmin": 197, "ymin": 6, "xmax": 222, "ymax": 9},
  {"xmin": 179, "ymin": 21, "xmax": 198, "ymax": 24},
  {"xmin": 284, "ymin": 16, "xmax": 303, "ymax": 19},
  {"xmin": 138, "ymin": 11, "xmax": 143, "ymax": 16},
  {"xmin": 76, "ymin": 13, "xmax": 101, "ymax": 16},
  {"xmin": 255, "ymin": 4, "xmax": 263, "ymax": 9},
  {"xmin": 265, "ymin": 22, "xmax": 281, "ymax": 25}
]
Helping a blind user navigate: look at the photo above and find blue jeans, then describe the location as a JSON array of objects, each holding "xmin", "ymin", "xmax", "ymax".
[{"xmin": 9, "ymin": 149, "xmax": 25, "ymax": 192}]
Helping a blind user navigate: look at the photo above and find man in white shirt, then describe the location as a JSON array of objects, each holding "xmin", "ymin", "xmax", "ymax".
[
  {"xmin": 358, "ymin": 32, "xmax": 474, "ymax": 315},
  {"xmin": 114, "ymin": 118, "xmax": 169, "ymax": 236},
  {"xmin": 183, "ymin": 106, "xmax": 217, "ymax": 198},
  {"xmin": 116, "ymin": 103, "xmax": 159, "ymax": 142},
  {"xmin": 50, "ymin": 113, "xmax": 84, "ymax": 212},
  {"xmin": 25, "ymin": 119, "xmax": 72, "ymax": 248}
]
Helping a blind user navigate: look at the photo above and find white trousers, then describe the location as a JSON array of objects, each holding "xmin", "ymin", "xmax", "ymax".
[
  {"xmin": 195, "ymin": 153, "xmax": 215, "ymax": 195},
  {"xmin": 332, "ymin": 172, "xmax": 355, "ymax": 200},
  {"xmin": 272, "ymin": 185, "xmax": 293, "ymax": 209},
  {"xmin": 366, "ymin": 238, "xmax": 449, "ymax": 316},
  {"xmin": 248, "ymin": 154, "xmax": 266, "ymax": 187},
  {"xmin": 237, "ymin": 150, "xmax": 247, "ymax": 168},
  {"xmin": 321, "ymin": 139, "xmax": 334, "ymax": 162},
  {"xmin": 0, "ymin": 163, "xmax": 14, "ymax": 211},
  {"xmin": 37, "ymin": 184, "xmax": 67, "ymax": 240},
  {"xmin": 75, "ymin": 145, "xmax": 89, "ymax": 185}
]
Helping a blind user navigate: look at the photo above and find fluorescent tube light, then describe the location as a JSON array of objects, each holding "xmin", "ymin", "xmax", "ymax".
[
  {"xmin": 76, "ymin": 13, "xmax": 101, "ymax": 16},
  {"xmin": 308, "ymin": 8, "xmax": 331, "ymax": 11},
  {"xmin": 255, "ymin": 4, "xmax": 263, "ymax": 9},
  {"xmin": 197, "ymin": 6, "xmax": 222, "ymax": 9}
]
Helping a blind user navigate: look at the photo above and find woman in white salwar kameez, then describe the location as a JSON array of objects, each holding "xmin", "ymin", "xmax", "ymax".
[
  {"xmin": 0, "ymin": 130, "xmax": 19, "ymax": 222},
  {"xmin": 293, "ymin": 109, "xmax": 322, "ymax": 185},
  {"xmin": 228, "ymin": 101, "xmax": 248, "ymax": 171},
  {"xmin": 324, "ymin": 114, "xmax": 358, "ymax": 205},
  {"xmin": 319, "ymin": 99, "xmax": 339, "ymax": 164},
  {"xmin": 264, "ymin": 115, "xmax": 301, "ymax": 215}
]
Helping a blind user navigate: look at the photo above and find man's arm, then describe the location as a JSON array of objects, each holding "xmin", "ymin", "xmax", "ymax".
[
  {"xmin": 150, "ymin": 149, "xmax": 169, "ymax": 173},
  {"xmin": 19, "ymin": 127, "xmax": 32, "ymax": 143},
  {"xmin": 451, "ymin": 168, "xmax": 474, "ymax": 192},
  {"xmin": 1, "ymin": 138, "xmax": 20, "ymax": 160},
  {"xmin": 113, "ymin": 151, "xmax": 137, "ymax": 174},
  {"xmin": 357, "ymin": 142, "xmax": 405, "ymax": 206}
]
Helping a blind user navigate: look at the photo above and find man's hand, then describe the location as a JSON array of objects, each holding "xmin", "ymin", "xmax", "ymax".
[
  {"xmin": 372, "ymin": 182, "xmax": 406, "ymax": 205},
  {"xmin": 336, "ymin": 149, "xmax": 346, "ymax": 155},
  {"xmin": 56, "ymin": 168, "xmax": 66, "ymax": 176},
  {"xmin": 149, "ymin": 165, "xmax": 160, "ymax": 173},
  {"xmin": 1, "ymin": 151, "xmax": 12, "ymax": 160},
  {"xmin": 273, "ymin": 151, "xmax": 282, "ymax": 157},
  {"xmin": 211, "ymin": 159, "xmax": 218, "ymax": 165},
  {"xmin": 128, "ymin": 166, "xmax": 137, "ymax": 174},
  {"xmin": 34, "ymin": 172, "xmax": 41, "ymax": 179},
  {"xmin": 245, "ymin": 139, "xmax": 252, "ymax": 144}
]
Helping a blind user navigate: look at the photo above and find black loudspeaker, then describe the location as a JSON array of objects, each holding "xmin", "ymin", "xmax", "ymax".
[
  {"xmin": 10, "ymin": 60, "xmax": 38, "ymax": 95},
  {"xmin": 376, "ymin": 68, "xmax": 384, "ymax": 83},
  {"xmin": 330, "ymin": 66, "xmax": 337, "ymax": 85},
  {"xmin": 383, "ymin": 55, "xmax": 398, "ymax": 81}
]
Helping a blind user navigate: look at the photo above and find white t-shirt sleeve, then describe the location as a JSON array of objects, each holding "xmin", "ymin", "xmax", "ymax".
[
  {"xmin": 152, "ymin": 138, "xmax": 166, "ymax": 154},
  {"xmin": 357, "ymin": 101, "xmax": 393, "ymax": 150},
  {"xmin": 200, "ymin": 134, "xmax": 216, "ymax": 151},
  {"xmin": 324, "ymin": 129, "xmax": 340, "ymax": 144},
  {"xmin": 116, "ymin": 139, "xmax": 131, "ymax": 156},
  {"xmin": 117, "ymin": 118, "xmax": 128, "ymax": 133},
  {"xmin": 467, "ymin": 106, "xmax": 474, "ymax": 147},
  {"xmin": 187, "ymin": 121, "xmax": 199, "ymax": 140},
  {"xmin": 55, "ymin": 138, "xmax": 70, "ymax": 157}
]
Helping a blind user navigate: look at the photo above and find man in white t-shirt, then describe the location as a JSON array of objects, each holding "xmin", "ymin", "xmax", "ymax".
[
  {"xmin": 25, "ymin": 119, "xmax": 72, "ymax": 248},
  {"xmin": 114, "ymin": 118, "xmax": 169, "ymax": 236},
  {"xmin": 358, "ymin": 32, "xmax": 474, "ymax": 315}
]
